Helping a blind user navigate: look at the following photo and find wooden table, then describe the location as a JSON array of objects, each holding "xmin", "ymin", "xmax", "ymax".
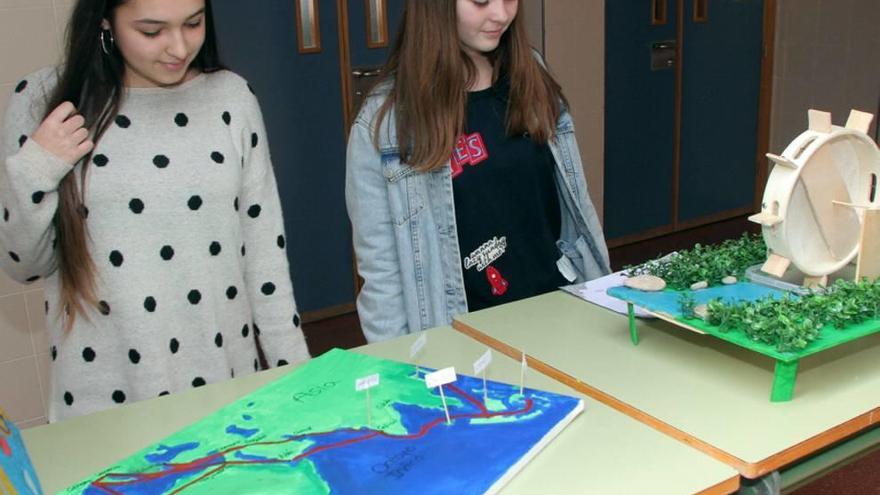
[
  {"xmin": 453, "ymin": 291, "xmax": 880, "ymax": 479},
  {"xmin": 22, "ymin": 326, "xmax": 739, "ymax": 494}
]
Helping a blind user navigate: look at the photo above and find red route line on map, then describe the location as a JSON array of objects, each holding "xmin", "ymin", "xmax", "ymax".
[{"xmin": 90, "ymin": 383, "xmax": 533, "ymax": 493}]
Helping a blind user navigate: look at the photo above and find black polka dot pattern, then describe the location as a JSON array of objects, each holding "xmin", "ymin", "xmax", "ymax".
[
  {"xmin": 14, "ymin": 80, "xmax": 27, "ymax": 93},
  {"xmin": 144, "ymin": 296, "xmax": 157, "ymax": 312},
  {"xmin": 112, "ymin": 390, "xmax": 126, "ymax": 403},
  {"xmin": 234, "ymin": 197, "xmax": 239, "ymax": 211},
  {"xmin": 159, "ymin": 391, "xmax": 170, "ymax": 397},
  {"xmin": 8, "ymin": 251, "xmax": 20, "ymax": 263},
  {"xmin": 247, "ymin": 205, "xmax": 261, "ymax": 218},
  {"xmin": 26, "ymin": 275, "xmax": 39, "ymax": 283},
  {"xmin": 160, "ymin": 245, "xmax": 174, "ymax": 260},
  {"xmin": 51, "ymin": 346, "xmax": 57, "ymax": 361},
  {"xmin": 251, "ymin": 133, "xmax": 259, "ymax": 148},
  {"xmin": 261, "ymin": 282, "xmax": 276, "ymax": 295},
  {"xmin": 115, "ymin": 115, "xmax": 131, "ymax": 128},
  {"xmin": 293, "ymin": 314, "xmax": 301, "ymax": 327},
  {"xmin": 277, "ymin": 360, "xmax": 289, "ymax": 367},
  {"xmin": 241, "ymin": 324, "xmax": 250, "ymax": 337},
  {"xmin": 241, "ymin": 244, "xmax": 246, "ymax": 256},
  {"xmin": 98, "ymin": 300, "xmax": 111, "ymax": 315},
  {"xmin": 214, "ymin": 333, "xmax": 223, "ymax": 347},
  {"xmin": 211, "ymin": 152, "xmax": 225, "ymax": 164},
  {"xmin": 129, "ymin": 198, "xmax": 144, "ymax": 214},
  {"xmin": 175, "ymin": 113, "xmax": 188, "ymax": 127},
  {"xmin": 79, "ymin": 205, "xmax": 89, "ymax": 218},
  {"xmin": 209, "ymin": 242, "xmax": 221, "ymax": 256},
  {"xmin": 187, "ymin": 290, "xmax": 202, "ymax": 305},
  {"xmin": 254, "ymin": 324, "xmax": 261, "ymax": 337},
  {"xmin": 82, "ymin": 347, "xmax": 96, "ymax": 362},
  {"xmin": 3, "ymin": 208, "xmax": 8, "ymax": 222},
  {"xmin": 222, "ymin": 111, "xmax": 231, "ymax": 125},
  {"xmin": 109, "ymin": 250, "xmax": 123, "ymax": 267},
  {"xmin": 170, "ymin": 339, "xmax": 180, "ymax": 354},
  {"xmin": 93, "ymin": 154, "xmax": 109, "ymax": 167},
  {"xmin": 153, "ymin": 155, "xmax": 170, "ymax": 168},
  {"xmin": 192, "ymin": 377, "xmax": 206, "ymax": 387},
  {"xmin": 31, "ymin": 191, "xmax": 44, "ymax": 204},
  {"xmin": 18, "ymin": 135, "xmax": 27, "ymax": 147},
  {"xmin": 44, "ymin": 300, "xmax": 48, "ymax": 314},
  {"xmin": 226, "ymin": 286, "xmax": 238, "ymax": 300},
  {"xmin": 64, "ymin": 392, "xmax": 74, "ymax": 406},
  {"xmin": 188, "ymin": 195, "xmax": 203, "ymax": 210},
  {"xmin": 128, "ymin": 349, "xmax": 141, "ymax": 364},
  {"xmin": 277, "ymin": 235, "xmax": 285, "ymax": 249}
]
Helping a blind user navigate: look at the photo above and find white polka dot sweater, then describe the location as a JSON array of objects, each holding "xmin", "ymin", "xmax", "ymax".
[{"xmin": 0, "ymin": 68, "xmax": 310, "ymax": 422}]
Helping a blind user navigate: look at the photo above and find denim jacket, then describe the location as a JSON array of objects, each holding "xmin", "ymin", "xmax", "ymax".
[{"xmin": 346, "ymin": 86, "xmax": 611, "ymax": 343}]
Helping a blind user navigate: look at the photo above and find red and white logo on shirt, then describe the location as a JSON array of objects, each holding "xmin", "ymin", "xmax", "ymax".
[{"xmin": 451, "ymin": 132, "xmax": 488, "ymax": 178}]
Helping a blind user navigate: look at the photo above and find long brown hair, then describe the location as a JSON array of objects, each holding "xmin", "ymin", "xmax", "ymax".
[
  {"xmin": 49, "ymin": 0, "xmax": 223, "ymax": 327},
  {"xmin": 373, "ymin": 0, "xmax": 566, "ymax": 171}
]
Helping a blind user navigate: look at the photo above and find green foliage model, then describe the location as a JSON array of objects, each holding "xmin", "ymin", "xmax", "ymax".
[
  {"xmin": 627, "ymin": 233, "xmax": 766, "ymax": 290},
  {"xmin": 702, "ymin": 279, "xmax": 880, "ymax": 352}
]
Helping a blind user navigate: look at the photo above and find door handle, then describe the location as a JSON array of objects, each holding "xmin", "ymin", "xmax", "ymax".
[
  {"xmin": 352, "ymin": 69, "xmax": 383, "ymax": 78},
  {"xmin": 650, "ymin": 40, "xmax": 677, "ymax": 70}
]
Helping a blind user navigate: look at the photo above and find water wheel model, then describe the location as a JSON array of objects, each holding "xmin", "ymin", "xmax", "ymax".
[{"xmin": 749, "ymin": 109, "xmax": 880, "ymax": 286}]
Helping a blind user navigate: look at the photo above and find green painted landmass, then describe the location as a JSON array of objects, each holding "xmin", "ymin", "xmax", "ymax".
[{"xmin": 62, "ymin": 349, "xmax": 467, "ymax": 494}]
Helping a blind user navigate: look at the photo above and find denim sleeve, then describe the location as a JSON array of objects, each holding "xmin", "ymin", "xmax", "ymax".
[{"xmin": 345, "ymin": 117, "xmax": 409, "ymax": 342}]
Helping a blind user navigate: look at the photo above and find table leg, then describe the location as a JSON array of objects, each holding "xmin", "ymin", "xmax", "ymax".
[
  {"xmin": 770, "ymin": 360, "xmax": 799, "ymax": 402},
  {"xmin": 738, "ymin": 471, "xmax": 781, "ymax": 495},
  {"xmin": 628, "ymin": 303, "xmax": 639, "ymax": 345}
]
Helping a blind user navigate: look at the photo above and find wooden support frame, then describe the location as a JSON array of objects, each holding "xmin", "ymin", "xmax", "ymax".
[
  {"xmin": 651, "ymin": 0, "xmax": 669, "ymax": 25},
  {"xmin": 693, "ymin": 0, "xmax": 709, "ymax": 22},
  {"xmin": 295, "ymin": 0, "xmax": 322, "ymax": 54},
  {"xmin": 365, "ymin": 0, "xmax": 389, "ymax": 48}
]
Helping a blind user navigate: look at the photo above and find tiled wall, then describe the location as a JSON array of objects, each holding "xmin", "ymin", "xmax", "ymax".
[
  {"xmin": 771, "ymin": 0, "xmax": 880, "ymax": 153},
  {"xmin": 0, "ymin": 0, "xmax": 71, "ymax": 428}
]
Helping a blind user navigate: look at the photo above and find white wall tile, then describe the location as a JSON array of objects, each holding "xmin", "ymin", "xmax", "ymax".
[
  {"xmin": 0, "ymin": 7, "xmax": 62, "ymax": 85},
  {"xmin": 35, "ymin": 351, "xmax": 50, "ymax": 413},
  {"xmin": 0, "ymin": 293, "xmax": 34, "ymax": 362},
  {"xmin": 0, "ymin": 0, "xmax": 52, "ymax": 9},
  {"xmin": 16, "ymin": 416, "xmax": 47, "ymax": 429},
  {"xmin": 0, "ymin": 357, "xmax": 44, "ymax": 422},
  {"xmin": 0, "ymin": 270, "xmax": 28, "ymax": 297},
  {"xmin": 25, "ymin": 289, "xmax": 49, "ymax": 354}
]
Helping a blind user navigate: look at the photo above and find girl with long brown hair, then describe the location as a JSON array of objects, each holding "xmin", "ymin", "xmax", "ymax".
[
  {"xmin": 346, "ymin": 0, "xmax": 610, "ymax": 343},
  {"xmin": 0, "ymin": 0, "xmax": 309, "ymax": 421}
]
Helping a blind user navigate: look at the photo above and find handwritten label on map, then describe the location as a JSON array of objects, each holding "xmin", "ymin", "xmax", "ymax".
[
  {"xmin": 425, "ymin": 367, "xmax": 457, "ymax": 388},
  {"xmin": 355, "ymin": 373, "xmax": 380, "ymax": 391},
  {"xmin": 473, "ymin": 349, "xmax": 492, "ymax": 375}
]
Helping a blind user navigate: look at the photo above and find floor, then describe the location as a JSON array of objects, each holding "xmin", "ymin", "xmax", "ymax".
[{"xmin": 301, "ymin": 216, "xmax": 880, "ymax": 494}]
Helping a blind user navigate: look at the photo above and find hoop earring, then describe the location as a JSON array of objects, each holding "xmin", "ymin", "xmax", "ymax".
[{"xmin": 99, "ymin": 29, "xmax": 115, "ymax": 56}]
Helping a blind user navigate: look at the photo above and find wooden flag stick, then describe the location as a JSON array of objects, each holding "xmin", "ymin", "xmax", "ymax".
[{"xmin": 438, "ymin": 385, "xmax": 451, "ymax": 424}]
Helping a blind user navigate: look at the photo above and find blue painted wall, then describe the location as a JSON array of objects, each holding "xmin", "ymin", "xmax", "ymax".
[
  {"xmin": 604, "ymin": 1, "xmax": 677, "ymax": 239},
  {"xmin": 678, "ymin": 0, "xmax": 763, "ymax": 222},
  {"xmin": 212, "ymin": 1, "xmax": 354, "ymax": 313}
]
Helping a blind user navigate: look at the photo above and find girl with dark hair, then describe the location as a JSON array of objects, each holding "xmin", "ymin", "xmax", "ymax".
[
  {"xmin": 346, "ymin": 0, "xmax": 611, "ymax": 342},
  {"xmin": 0, "ymin": 0, "xmax": 309, "ymax": 421}
]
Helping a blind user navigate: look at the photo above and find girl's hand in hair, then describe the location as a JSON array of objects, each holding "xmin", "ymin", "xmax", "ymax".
[{"xmin": 31, "ymin": 101, "xmax": 94, "ymax": 166}]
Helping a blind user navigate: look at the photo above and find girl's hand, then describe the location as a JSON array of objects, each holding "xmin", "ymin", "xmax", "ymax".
[{"xmin": 31, "ymin": 102, "xmax": 94, "ymax": 165}]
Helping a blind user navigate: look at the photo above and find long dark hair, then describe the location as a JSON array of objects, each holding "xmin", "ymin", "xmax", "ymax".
[
  {"xmin": 48, "ymin": 0, "xmax": 223, "ymax": 327},
  {"xmin": 373, "ymin": 0, "xmax": 566, "ymax": 171}
]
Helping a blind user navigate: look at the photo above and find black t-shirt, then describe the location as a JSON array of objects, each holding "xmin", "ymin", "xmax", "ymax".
[{"xmin": 452, "ymin": 81, "xmax": 567, "ymax": 312}]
